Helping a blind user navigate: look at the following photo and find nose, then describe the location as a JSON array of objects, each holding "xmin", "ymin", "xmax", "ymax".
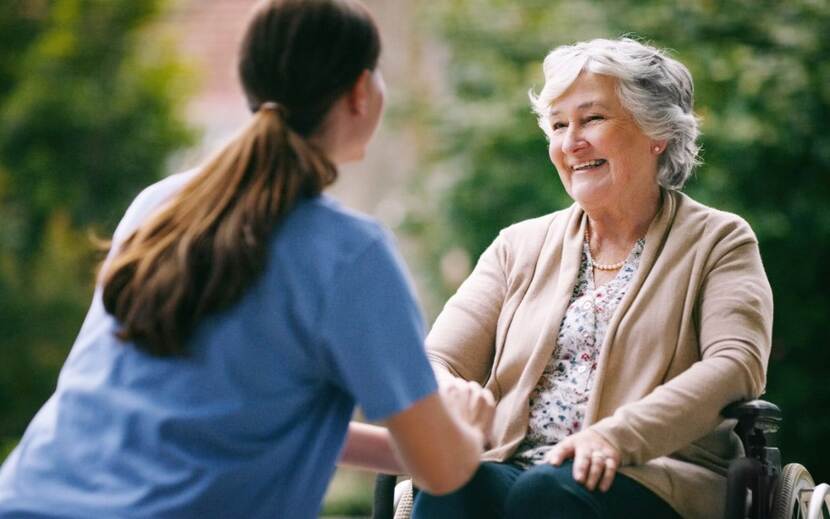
[{"xmin": 561, "ymin": 125, "xmax": 588, "ymax": 154}]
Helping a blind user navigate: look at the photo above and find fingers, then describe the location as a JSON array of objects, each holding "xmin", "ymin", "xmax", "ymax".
[
  {"xmin": 545, "ymin": 431, "xmax": 620, "ymax": 493},
  {"xmin": 439, "ymin": 378, "xmax": 470, "ymax": 415},
  {"xmin": 467, "ymin": 381, "xmax": 495, "ymax": 424},
  {"xmin": 466, "ymin": 382, "xmax": 496, "ymax": 443},
  {"xmin": 584, "ymin": 451, "xmax": 604, "ymax": 489},
  {"xmin": 439, "ymin": 378, "xmax": 496, "ymax": 443},
  {"xmin": 585, "ymin": 450, "xmax": 612, "ymax": 491},
  {"xmin": 598, "ymin": 456, "xmax": 618, "ymax": 493},
  {"xmin": 571, "ymin": 444, "xmax": 592, "ymax": 484},
  {"xmin": 474, "ymin": 386, "xmax": 496, "ymax": 441},
  {"xmin": 546, "ymin": 438, "xmax": 574, "ymax": 466},
  {"xmin": 572, "ymin": 448, "xmax": 618, "ymax": 492}
]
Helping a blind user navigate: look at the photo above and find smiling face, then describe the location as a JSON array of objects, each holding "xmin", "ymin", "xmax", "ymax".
[{"xmin": 547, "ymin": 72, "xmax": 661, "ymax": 213}]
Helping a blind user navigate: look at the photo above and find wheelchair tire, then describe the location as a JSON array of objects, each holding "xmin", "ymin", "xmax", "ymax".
[{"xmin": 771, "ymin": 463, "xmax": 815, "ymax": 519}]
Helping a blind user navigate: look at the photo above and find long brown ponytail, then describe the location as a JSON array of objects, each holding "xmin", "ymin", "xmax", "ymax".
[{"xmin": 102, "ymin": 0, "xmax": 381, "ymax": 356}]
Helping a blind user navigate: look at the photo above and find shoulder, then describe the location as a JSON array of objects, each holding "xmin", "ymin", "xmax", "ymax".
[
  {"xmin": 491, "ymin": 205, "xmax": 577, "ymax": 260},
  {"xmin": 275, "ymin": 195, "xmax": 395, "ymax": 276},
  {"xmin": 666, "ymin": 192, "xmax": 765, "ymax": 276},
  {"xmin": 129, "ymin": 169, "xmax": 197, "ymax": 215},
  {"xmin": 672, "ymin": 192, "xmax": 758, "ymax": 248},
  {"xmin": 304, "ymin": 195, "xmax": 386, "ymax": 238},
  {"xmin": 500, "ymin": 208, "xmax": 571, "ymax": 238},
  {"xmin": 284, "ymin": 195, "xmax": 387, "ymax": 249},
  {"xmin": 113, "ymin": 169, "xmax": 199, "ymax": 242}
]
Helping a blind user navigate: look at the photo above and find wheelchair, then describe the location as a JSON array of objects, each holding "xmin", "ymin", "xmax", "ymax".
[
  {"xmin": 723, "ymin": 400, "xmax": 828, "ymax": 519},
  {"xmin": 372, "ymin": 400, "xmax": 829, "ymax": 519}
]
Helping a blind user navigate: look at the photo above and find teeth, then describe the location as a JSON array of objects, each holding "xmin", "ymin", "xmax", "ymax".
[{"xmin": 572, "ymin": 159, "xmax": 605, "ymax": 171}]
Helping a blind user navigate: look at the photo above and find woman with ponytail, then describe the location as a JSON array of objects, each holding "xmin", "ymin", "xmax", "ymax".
[{"xmin": 0, "ymin": 1, "xmax": 492, "ymax": 517}]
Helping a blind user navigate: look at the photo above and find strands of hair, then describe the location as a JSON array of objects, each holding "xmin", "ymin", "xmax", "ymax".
[{"xmin": 101, "ymin": 0, "xmax": 380, "ymax": 356}]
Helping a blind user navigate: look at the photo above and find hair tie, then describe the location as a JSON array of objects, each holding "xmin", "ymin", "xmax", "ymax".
[{"xmin": 259, "ymin": 101, "xmax": 287, "ymax": 117}]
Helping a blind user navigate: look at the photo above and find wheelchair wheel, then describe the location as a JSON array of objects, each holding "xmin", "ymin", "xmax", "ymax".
[{"xmin": 771, "ymin": 463, "xmax": 815, "ymax": 519}]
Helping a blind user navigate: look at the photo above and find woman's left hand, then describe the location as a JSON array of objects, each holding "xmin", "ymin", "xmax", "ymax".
[{"xmin": 545, "ymin": 429, "xmax": 621, "ymax": 493}]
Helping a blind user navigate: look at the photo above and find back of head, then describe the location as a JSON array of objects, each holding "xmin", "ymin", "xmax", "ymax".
[
  {"xmin": 530, "ymin": 37, "xmax": 700, "ymax": 190},
  {"xmin": 239, "ymin": 0, "xmax": 381, "ymax": 135},
  {"xmin": 101, "ymin": 0, "xmax": 381, "ymax": 356}
]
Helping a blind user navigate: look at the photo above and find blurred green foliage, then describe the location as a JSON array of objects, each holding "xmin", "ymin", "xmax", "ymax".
[
  {"xmin": 0, "ymin": 0, "xmax": 195, "ymax": 439},
  {"xmin": 410, "ymin": 0, "xmax": 830, "ymax": 482},
  {"xmin": 0, "ymin": 438, "xmax": 17, "ymax": 462},
  {"xmin": 320, "ymin": 468, "xmax": 374, "ymax": 517}
]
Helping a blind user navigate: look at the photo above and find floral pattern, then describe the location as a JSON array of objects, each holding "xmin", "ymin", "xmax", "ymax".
[{"xmin": 512, "ymin": 235, "xmax": 645, "ymax": 466}]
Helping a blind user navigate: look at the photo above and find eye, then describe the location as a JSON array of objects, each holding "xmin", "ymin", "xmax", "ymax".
[
  {"xmin": 584, "ymin": 114, "xmax": 605, "ymax": 124},
  {"xmin": 551, "ymin": 121, "xmax": 567, "ymax": 131}
]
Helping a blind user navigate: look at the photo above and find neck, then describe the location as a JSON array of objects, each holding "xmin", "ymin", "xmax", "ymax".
[
  {"xmin": 308, "ymin": 123, "xmax": 342, "ymax": 165},
  {"xmin": 585, "ymin": 187, "xmax": 662, "ymax": 251},
  {"xmin": 308, "ymin": 99, "xmax": 350, "ymax": 166}
]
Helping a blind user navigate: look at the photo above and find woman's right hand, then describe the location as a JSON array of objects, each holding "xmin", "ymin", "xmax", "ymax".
[{"xmin": 439, "ymin": 377, "xmax": 496, "ymax": 447}]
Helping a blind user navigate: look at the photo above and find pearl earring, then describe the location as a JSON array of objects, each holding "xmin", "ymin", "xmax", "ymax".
[{"xmin": 653, "ymin": 146, "xmax": 661, "ymax": 153}]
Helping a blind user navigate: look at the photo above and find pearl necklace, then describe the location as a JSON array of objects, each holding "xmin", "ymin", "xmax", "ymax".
[{"xmin": 584, "ymin": 227, "xmax": 627, "ymax": 271}]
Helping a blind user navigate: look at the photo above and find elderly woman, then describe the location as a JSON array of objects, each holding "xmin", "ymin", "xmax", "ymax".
[{"xmin": 412, "ymin": 38, "xmax": 773, "ymax": 519}]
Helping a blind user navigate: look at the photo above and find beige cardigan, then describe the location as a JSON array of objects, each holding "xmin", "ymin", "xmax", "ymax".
[{"xmin": 426, "ymin": 190, "xmax": 773, "ymax": 519}]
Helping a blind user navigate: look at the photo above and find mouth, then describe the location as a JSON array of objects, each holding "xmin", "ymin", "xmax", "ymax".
[{"xmin": 571, "ymin": 159, "xmax": 607, "ymax": 172}]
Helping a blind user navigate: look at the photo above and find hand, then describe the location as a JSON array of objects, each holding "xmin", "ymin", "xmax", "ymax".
[
  {"xmin": 545, "ymin": 429, "xmax": 621, "ymax": 493},
  {"xmin": 439, "ymin": 377, "xmax": 496, "ymax": 447}
]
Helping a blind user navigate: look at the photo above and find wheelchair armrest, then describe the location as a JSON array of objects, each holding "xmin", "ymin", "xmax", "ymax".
[
  {"xmin": 722, "ymin": 399, "xmax": 782, "ymax": 435},
  {"xmin": 373, "ymin": 474, "xmax": 398, "ymax": 519},
  {"xmin": 373, "ymin": 474, "xmax": 420, "ymax": 519},
  {"xmin": 723, "ymin": 399, "xmax": 783, "ymax": 470}
]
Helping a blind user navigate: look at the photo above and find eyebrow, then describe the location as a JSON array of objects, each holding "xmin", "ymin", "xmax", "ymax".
[{"xmin": 548, "ymin": 101, "xmax": 610, "ymax": 116}]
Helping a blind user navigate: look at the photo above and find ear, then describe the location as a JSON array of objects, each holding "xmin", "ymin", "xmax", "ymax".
[
  {"xmin": 345, "ymin": 69, "xmax": 373, "ymax": 116},
  {"xmin": 650, "ymin": 139, "xmax": 668, "ymax": 155}
]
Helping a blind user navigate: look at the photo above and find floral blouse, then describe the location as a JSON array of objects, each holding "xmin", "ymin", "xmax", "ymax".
[{"xmin": 512, "ymin": 236, "xmax": 645, "ymax": 466}]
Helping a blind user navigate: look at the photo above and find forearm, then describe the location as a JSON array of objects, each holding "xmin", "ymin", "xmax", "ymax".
[
  {"xmin": 393, "ymin": 408, "xmax": 485, "ymax": 495},
  {"xmin": 591, "ymin": 353, "xmax": 762, "ymax": 465},
  {"xmin": 338, "ymin": 422, "xmax": 404, "ymax": 475},
  {"xmin": 593, "ymin": 236, "xmax": 773, "ymax": 465},
  {"xmin": 385, "ymin": 392, "xmax": 489, "ymax": 495},
  {"xmin": 413, "ymin": 418, "xmax": 483, "ymax": 494}
]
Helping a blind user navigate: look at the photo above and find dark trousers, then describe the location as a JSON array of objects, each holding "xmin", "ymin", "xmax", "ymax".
[{"xmin": 412, "ymin": 461, "xmax": 680, "ymax": 519}]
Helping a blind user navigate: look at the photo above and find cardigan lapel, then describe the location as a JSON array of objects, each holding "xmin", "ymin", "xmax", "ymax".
[
  {"xmin": 584, "ymin": 189, "xmax": 679, "ymax": 425},
  {"xmin": 512, "ymin": 204, "xmax": 587, "ymax": 405}
]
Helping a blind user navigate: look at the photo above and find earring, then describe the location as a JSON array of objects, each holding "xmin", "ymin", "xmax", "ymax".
[{"xmin": 653, "ymin": 146, "xmax": 661, "ymax": 153}]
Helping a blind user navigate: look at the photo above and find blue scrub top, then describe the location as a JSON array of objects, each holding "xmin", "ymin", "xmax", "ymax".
[{"xmin": 0, "ymin": 172, "xmax": 438, "ymax": 518}]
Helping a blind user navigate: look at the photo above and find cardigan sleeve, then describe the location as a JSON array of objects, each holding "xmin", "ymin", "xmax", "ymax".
[
  {"xmin": 425, "ymin": 233, "xmax": 510, "ymax": 385},
  {"xmin": 590, "ymin": 220, "xmax": 773, "ymax": 465}
]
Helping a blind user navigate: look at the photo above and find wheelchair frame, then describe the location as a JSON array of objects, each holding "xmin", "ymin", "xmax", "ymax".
[
  {"xmin": 724, "ymin": 400, "xmax": 827, "ymax": 519},
  {"xmin": 372, "ymin": 400, "xmax": 829, "ymax": 519}
]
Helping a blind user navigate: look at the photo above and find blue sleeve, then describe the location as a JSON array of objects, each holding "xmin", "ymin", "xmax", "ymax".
[{"xmin": 318, "ymin": 232, "xmax": 437, "ymax": 421}]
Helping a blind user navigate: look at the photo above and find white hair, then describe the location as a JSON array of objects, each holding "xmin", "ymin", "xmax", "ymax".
[{"xmin": 530, "ymin": 38, "xmax": 701, "ymax": 190}]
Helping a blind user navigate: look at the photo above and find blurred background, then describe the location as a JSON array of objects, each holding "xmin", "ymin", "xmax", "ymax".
[{"xmin": 1, "ymin": 0, "xmax": 828, "ymax": 516}]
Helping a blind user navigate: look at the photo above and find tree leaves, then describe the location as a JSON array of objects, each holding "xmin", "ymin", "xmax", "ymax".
[{"xmin": 0, "ymin": 0, "xmax": 195, "ymax": 438}]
